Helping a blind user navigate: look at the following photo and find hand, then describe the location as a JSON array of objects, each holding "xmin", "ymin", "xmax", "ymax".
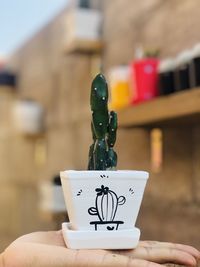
[{"xmin": 0, "ymin": 231, "xmax": 199, "ymax": 267}]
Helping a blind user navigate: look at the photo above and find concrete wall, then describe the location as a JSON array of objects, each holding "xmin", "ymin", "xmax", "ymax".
[
  {"xmin": 103, "ymin": 0, "xmax": 200, "ymax": 248},
  {"xmin": 0, "ymin": 0, "xmax": 200, "ymax": 251}
]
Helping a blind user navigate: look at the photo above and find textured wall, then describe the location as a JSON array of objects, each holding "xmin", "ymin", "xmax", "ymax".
[
  {"xmin": 102, "ymin": 0, "xmax": 200, "ymax": 248},
  {"xmin": 103, "ymin": 0, "xmax": 200, "ymax": 68}
]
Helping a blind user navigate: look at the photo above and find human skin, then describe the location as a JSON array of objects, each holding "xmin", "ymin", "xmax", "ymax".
[{"xmin": 0, "ymin": 231, "xmax": 199, "ymax": 267}]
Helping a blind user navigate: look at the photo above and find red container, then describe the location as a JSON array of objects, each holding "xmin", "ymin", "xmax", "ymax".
[{"xmin": 130, "ymin": 58, "xmax": 159, "ymax": 104}]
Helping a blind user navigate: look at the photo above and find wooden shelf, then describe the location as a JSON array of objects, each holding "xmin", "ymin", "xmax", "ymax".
[
  {"xmin": 118, "ymin": 88, "xmax": 200, "ymax": 128},
  {"xmin": 64, "ymin": 39, "xmax": 103, "ymax": 54}
]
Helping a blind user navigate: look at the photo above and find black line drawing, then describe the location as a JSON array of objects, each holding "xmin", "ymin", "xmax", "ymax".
[
  {"xmin": 77, "ymin": 189, "xmax": 82, "ymax": 196},
  {"xmin": 100, "ymin": 175, "xmax": 109, "ymax": 179},
  {"xmin": 88, "ymin": 185, "xmax": 126, "ymax": 231},
  {"xmin": 129, "ymin": 188, "xmax": 134, "ymax": 195}
]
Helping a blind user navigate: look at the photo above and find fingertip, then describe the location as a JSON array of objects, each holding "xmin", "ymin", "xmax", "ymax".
[
  {"xmin": 186, "ymin": 255, "xmax": 197, "ymax": 267},
  {"xmin": 176, "ymin": 244, "xmax": 200, "ymax": 260}
]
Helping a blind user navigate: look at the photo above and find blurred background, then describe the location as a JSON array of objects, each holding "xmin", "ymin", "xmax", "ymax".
[{"xmin": 0, "ymin": 0, "xmax": 200, "ymax": 252}]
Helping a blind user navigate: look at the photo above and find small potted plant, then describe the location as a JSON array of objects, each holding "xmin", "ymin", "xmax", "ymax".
[{"xmin": 60, "ymin": 74, "xmax": 149, "ymax": 249}]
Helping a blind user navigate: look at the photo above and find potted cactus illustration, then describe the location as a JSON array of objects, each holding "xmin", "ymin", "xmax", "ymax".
[
  {"xmin": 60, "ymin": 74, "xmax": 149, "ymax": 249},
  {"xmin": 88, "ymin": 185, "xmax": 126, "ymax": 231}
]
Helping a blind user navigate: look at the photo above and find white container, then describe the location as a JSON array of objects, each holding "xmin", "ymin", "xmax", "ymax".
[
  {"xmin": 60, "ymin": 170, "xmax": 149, "ymax": 249},
  {"xmin": 158, "ymin": 58, "xmax": 176, "ymax": 74},
  {"xmin": 13, "ymin": 100, "xmax": 44, "ymax": 135},
  {"xmin": 175, "ymin": 49, "xmax": 193, "ymax": 67},
  {"xmin": 39, "ymin": 181, "xmax": 66, "ymax": 213},
  {"xmin": 66, "ymin": 8, "xmax": 102, "ymax": 42}
]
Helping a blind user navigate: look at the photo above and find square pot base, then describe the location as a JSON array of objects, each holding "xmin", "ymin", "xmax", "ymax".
[{"xmin": 62, "ymin": 222, "xmax": 140, "ymax": 249}]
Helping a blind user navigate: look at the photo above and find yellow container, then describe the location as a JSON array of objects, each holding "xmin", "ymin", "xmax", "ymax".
[{"xmin": 109, "ymin": 66, "xmax": 132, "ymax": 110}]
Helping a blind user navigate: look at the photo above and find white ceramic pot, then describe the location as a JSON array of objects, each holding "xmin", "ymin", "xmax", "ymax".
[{"xmin": 60, "ymin": 170, "xmax": 149, "ymax": 249}]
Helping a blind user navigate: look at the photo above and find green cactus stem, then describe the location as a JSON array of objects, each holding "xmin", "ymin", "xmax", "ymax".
[
  {"xmin": 107, "ymin": 111, "xmax": 117, "ymax": 148},
  {"xmin": 87, "ymin": 74, "xmax": 118, "ymax": 170}
]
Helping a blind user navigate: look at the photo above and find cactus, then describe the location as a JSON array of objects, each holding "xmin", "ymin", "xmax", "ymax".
[
  {"xmin": 88, "ymin": 185, "xmax": 126, "ymax": 221},
  {"xmin": 88, "ymin": 74, "xmax": 118, "ymax": 170}
]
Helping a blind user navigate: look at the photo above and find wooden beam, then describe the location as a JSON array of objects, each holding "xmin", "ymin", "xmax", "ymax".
[
  {"xmin": 64, "ymin": 39, "xmax": 103, "ymax": 54},
  {"xmin": 118, "ymin": 88, "xmax": 200, "ymax": 127}
]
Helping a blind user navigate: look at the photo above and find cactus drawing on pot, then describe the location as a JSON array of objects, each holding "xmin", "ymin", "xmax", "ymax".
[
  {"xmin": 88, "ymin": 74, "xmax": 118, "ymax": 170},
  {"xmin": 88, "ymin": 185, "xmax": 126, "ymax": 231}
]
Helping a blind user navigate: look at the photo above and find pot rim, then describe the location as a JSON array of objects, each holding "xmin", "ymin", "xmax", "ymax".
[{"xmin": 60, "ymin": 170, "xmax": 149, "ymax": 180}]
